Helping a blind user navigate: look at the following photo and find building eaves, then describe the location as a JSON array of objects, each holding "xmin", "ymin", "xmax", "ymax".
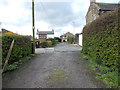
[
  {"xmin": 37, "ymin": 31, "xmax": 54, "ymax": 35},
  {"xmin": 2, "ymin": 28, "xmax": 10, "ymax": 34},
  {"xmin": 96, "ymin": 3, "xmax": 120, "ymax": 11}
]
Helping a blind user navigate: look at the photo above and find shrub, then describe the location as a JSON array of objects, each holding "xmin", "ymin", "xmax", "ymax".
[
  {"xmin": 40, "ymin": 40, "xmax": 47, "ymax": 48},
  {"xmin": 67, "ymin": 35, "xmax": 74, "ymax": 44},
  {"xmin": 39, "ymin": 39, "xmax": 58, "ymax": 48},
  {"xmin": 47, "ymin": 38, "xmax": 59, "ymax": 46},
  {"xmin": 82, "ymin": 8, "xmax": 120, "ymax": 71},
  {"xmin": 47, "ymin": 40, "xmax": 52, "ymax": 47},
  {"xmin": 82, "ymin": 8, "xmax": 120, "ymax": 87},
  {"xmin": 4, "ymin": 54, "xmax": 35, "ymax": 71},
  {"xmin": 0, "ymin": 34, "xmax": 2, "ymax": 66},
  {"xmin": 52, "ymin": 40, "xmax": 59, "ymax": 46},
  {"xmin": 2, "ymin": 34, "xmax": 32, "ymax": 66}
]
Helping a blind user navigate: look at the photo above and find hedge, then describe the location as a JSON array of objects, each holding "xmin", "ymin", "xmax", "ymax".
[
  {"xmin": 82, "ymin": 8, "xmax": 120, "ymax": 87},
  {"xmin": 2, "ymin": 34, "xmax": 32, "ymax": 66},
  {"xmin": 0, "ymin": 34, "xmax": 2, "ymax": 65},
  {"xmin": 67, "ymin": 35, "xmax": 74, "ymax": 44},
  {"xmin": 38, "ymin": 38, "xmax": 59, "ymax": 48},
  {"xmin": 47, "ymin": 38, "xmax": 59, "ymax": 46},
  {"xmin": 82, "ymin": 8, "xmax": 120, "ymax": 70}
]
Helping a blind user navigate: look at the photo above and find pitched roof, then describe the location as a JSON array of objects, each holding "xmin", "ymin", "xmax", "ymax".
[
  {"xmin": 60, "ymin": 32, "xmax": 74, "ymax": 37},
  {"xmin": 37, "ymin": 30, "xmax": 54, "ymax": 35},
  {"xmin": 64, "ymin": 32, "xmax": 74, "ymax": 36},
  {"xmin": 2, "ymin": 28, "xmax": 10, "ymax": 33},
  {"xmin": 96, "ymin": 3, "xmax": 120, "ymax": 11}
]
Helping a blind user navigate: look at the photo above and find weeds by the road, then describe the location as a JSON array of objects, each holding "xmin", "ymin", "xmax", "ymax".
[
  {"xmin": 47, "ymin": 69, "xmax": 68, "ymax": 82},
  {"xmin": 4, "ymin": 54, "xmax": 36, "ymax": 72},
  {"xmin": 81, "ymin": 52, "xmax": 119, "ymax": 88}
]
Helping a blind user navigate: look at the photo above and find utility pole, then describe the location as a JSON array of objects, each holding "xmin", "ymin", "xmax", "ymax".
[{"xmin": 32, "ymin": 0, "xmax": 35, "ymax": 54}]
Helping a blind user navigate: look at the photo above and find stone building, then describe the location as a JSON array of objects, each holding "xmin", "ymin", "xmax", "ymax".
[{"xmin": 86, "ymin": 0, "xmax": 120, "ymax": 24}]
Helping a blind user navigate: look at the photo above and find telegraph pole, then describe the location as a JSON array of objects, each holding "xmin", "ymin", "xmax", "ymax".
[{"xmin": 32, "ymin": 0, "xmax": 35, "ymax": 54}]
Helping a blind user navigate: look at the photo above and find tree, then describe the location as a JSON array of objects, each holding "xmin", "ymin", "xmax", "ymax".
[{"xmin": 67, "ymin": 35, "xmax": 74, "ymax": 44}]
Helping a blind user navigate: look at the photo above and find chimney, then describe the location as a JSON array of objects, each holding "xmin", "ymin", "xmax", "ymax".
[
  {"xmin": 37, "ymin": 29, "xmax": 39, "ymax": 32},
  {"xmin": 52, "ymin": 29, "xmax": 54, "ymax": 34},
  {"xmin": 90, "ymin": 0, "xmax": 96, "ymax": 4}
]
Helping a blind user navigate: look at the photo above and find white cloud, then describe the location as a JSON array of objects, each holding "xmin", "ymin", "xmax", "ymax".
[
  {"xmin": 36, "ymin": 21, "xmax": 50, "ymax": 31},
  {"xmin": 2, "ymin": 24, "xmax": 19, "ymax": 33},
  {"xmin": 2, "ymin": 23, "xmax": 32, "ymax": 35},
  {"xmin": 0, "ymin": 0, "xmax": 119, "ymax": 41},
  {"xmin": 0, "ymin": 0, "xmax": 31, "ymax": 26}
]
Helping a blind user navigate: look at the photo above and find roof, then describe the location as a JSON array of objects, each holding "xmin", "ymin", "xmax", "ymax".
[
  {"xmin": 96, "ymin": 3, "xmax": 120, "ymax": 11},
  {"xmin": 75, "ymin": 33, "xmax": 82, "ymax": 35},
  {"xmin": 60, "ymin": 32, "xmax": 74, "ymax": 38},
  {"xmin": 86, "ymin": 2, "xmax": 120, "ymax": 18},
  {"xmin": 37, "ymin": 29, "xmax": 54, "ymax": 35},
  {"xmin": 64, "ymin": 32, "xmax": 74, "ymax": 36},
  {"xmin": 2, "ymin": 28, "xmax": 10, "ymax": 33}
]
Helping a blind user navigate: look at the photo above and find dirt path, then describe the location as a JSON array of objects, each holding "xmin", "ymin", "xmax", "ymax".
[{"xmin": 3, "ymin": 43, "xmax": 106, "ymax": 88}]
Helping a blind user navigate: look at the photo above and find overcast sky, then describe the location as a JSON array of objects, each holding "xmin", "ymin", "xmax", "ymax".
[{"xmin": 0, "ymin": 0, "xmax": 119, "ymax": 38}]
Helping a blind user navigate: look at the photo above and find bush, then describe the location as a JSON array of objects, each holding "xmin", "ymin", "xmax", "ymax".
[
  {"xmin": 82, "ymin": 8, "xmax": 120, "ymax": 71},
  {"xmin": 47, "ymin": 40, "xmax": 52, "ymax": 47},
  {"xmin": 47, "ymin": 38, "xmax": 59, "ymax": 47},
  {"xmin": 52, "ymin": 40, "xmax": 59, "ymax": 46},
  {"xmin": 5, "ymin": 54, "xmax": 35, "ymax": 71},
  {"xmin": 82, "ymin": 8, "xmax": 120, "ymax": 87},
  {"xmin": 39, "ymin": 38, "xmax": 59, "ymax": 48},
  {"xmin": 2, "ymin": 34, "xmax": 32, "ymax": 66},
  {"xmin": 96, "ymin": 71, "xmax": 119, "ymax": 87},
  {"xmin": 0, "ymin": 34, "xmax": 2, "ymax": 66},
  {"xmin": 67, "ymin": 35, "xmax": 74, "ymax": 44},
  {"xmin": 40, "ymin": 40, "xmax": 47, "ymax": 48}
]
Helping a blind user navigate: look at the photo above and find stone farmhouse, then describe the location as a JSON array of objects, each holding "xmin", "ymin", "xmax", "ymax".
[{"xmin": 86, "ymin": 0, "xmax": 120, "ymax": 24}]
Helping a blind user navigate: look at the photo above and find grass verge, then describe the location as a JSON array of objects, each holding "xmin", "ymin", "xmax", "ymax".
[
  {"xmin": 81, "ymin": 52, "xmax": 119, "ymax": 88},
  {"xmin": 47, "ymin": 69, "xmax": 68, "ymax": 82},
  {"xmin": 4, "ymin": 54, "xmax": 36, "ymax": 72}
]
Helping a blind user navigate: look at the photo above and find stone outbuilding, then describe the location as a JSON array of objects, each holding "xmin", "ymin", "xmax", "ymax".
[{"xmin": 86, "ymin": 0, "xmax": 120, "ymax": 24}]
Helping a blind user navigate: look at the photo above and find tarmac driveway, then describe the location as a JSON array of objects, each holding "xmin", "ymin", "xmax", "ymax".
[{"xmin": 3, "ymin": 43, "xmax": 106, "ymax": 88}]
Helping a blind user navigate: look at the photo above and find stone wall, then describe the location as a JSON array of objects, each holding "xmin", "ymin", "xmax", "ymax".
[{"xmin": 86, "ymin": 3, "xmax": 100, "ymax": 24}]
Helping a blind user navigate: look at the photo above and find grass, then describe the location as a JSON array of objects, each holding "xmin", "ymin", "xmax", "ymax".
[
  {"xmin": 4, "ymin": 54, "xmax": 36, "ymax": 72},
  {"xmin": 81, "ymin": 53, "xmax": 119, "ymax": 88},
  {"xmin": 47, "ymin": 69, "xmax": 68, "ymax": 82}
]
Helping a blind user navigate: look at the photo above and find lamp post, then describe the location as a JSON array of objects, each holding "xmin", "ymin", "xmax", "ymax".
[{"xmin": 32, "ymin": 0, "xmax": 35, "ymax": 54}]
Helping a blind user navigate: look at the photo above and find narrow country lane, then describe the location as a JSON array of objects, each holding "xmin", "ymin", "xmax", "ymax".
[{"xmin": 3, "ymin": 43, "xmax": 106, "ymax": 88}]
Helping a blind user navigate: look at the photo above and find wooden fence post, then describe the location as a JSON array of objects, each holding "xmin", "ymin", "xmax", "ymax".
[{"xmin": 2, "ymin": 40, "xmax": 14, "ymax": 72}]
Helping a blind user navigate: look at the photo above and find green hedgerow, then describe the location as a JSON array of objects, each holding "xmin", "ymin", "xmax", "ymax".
[{"xmin": 82, "ymin": 8, "xmax": 120, "ymax": 87}]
